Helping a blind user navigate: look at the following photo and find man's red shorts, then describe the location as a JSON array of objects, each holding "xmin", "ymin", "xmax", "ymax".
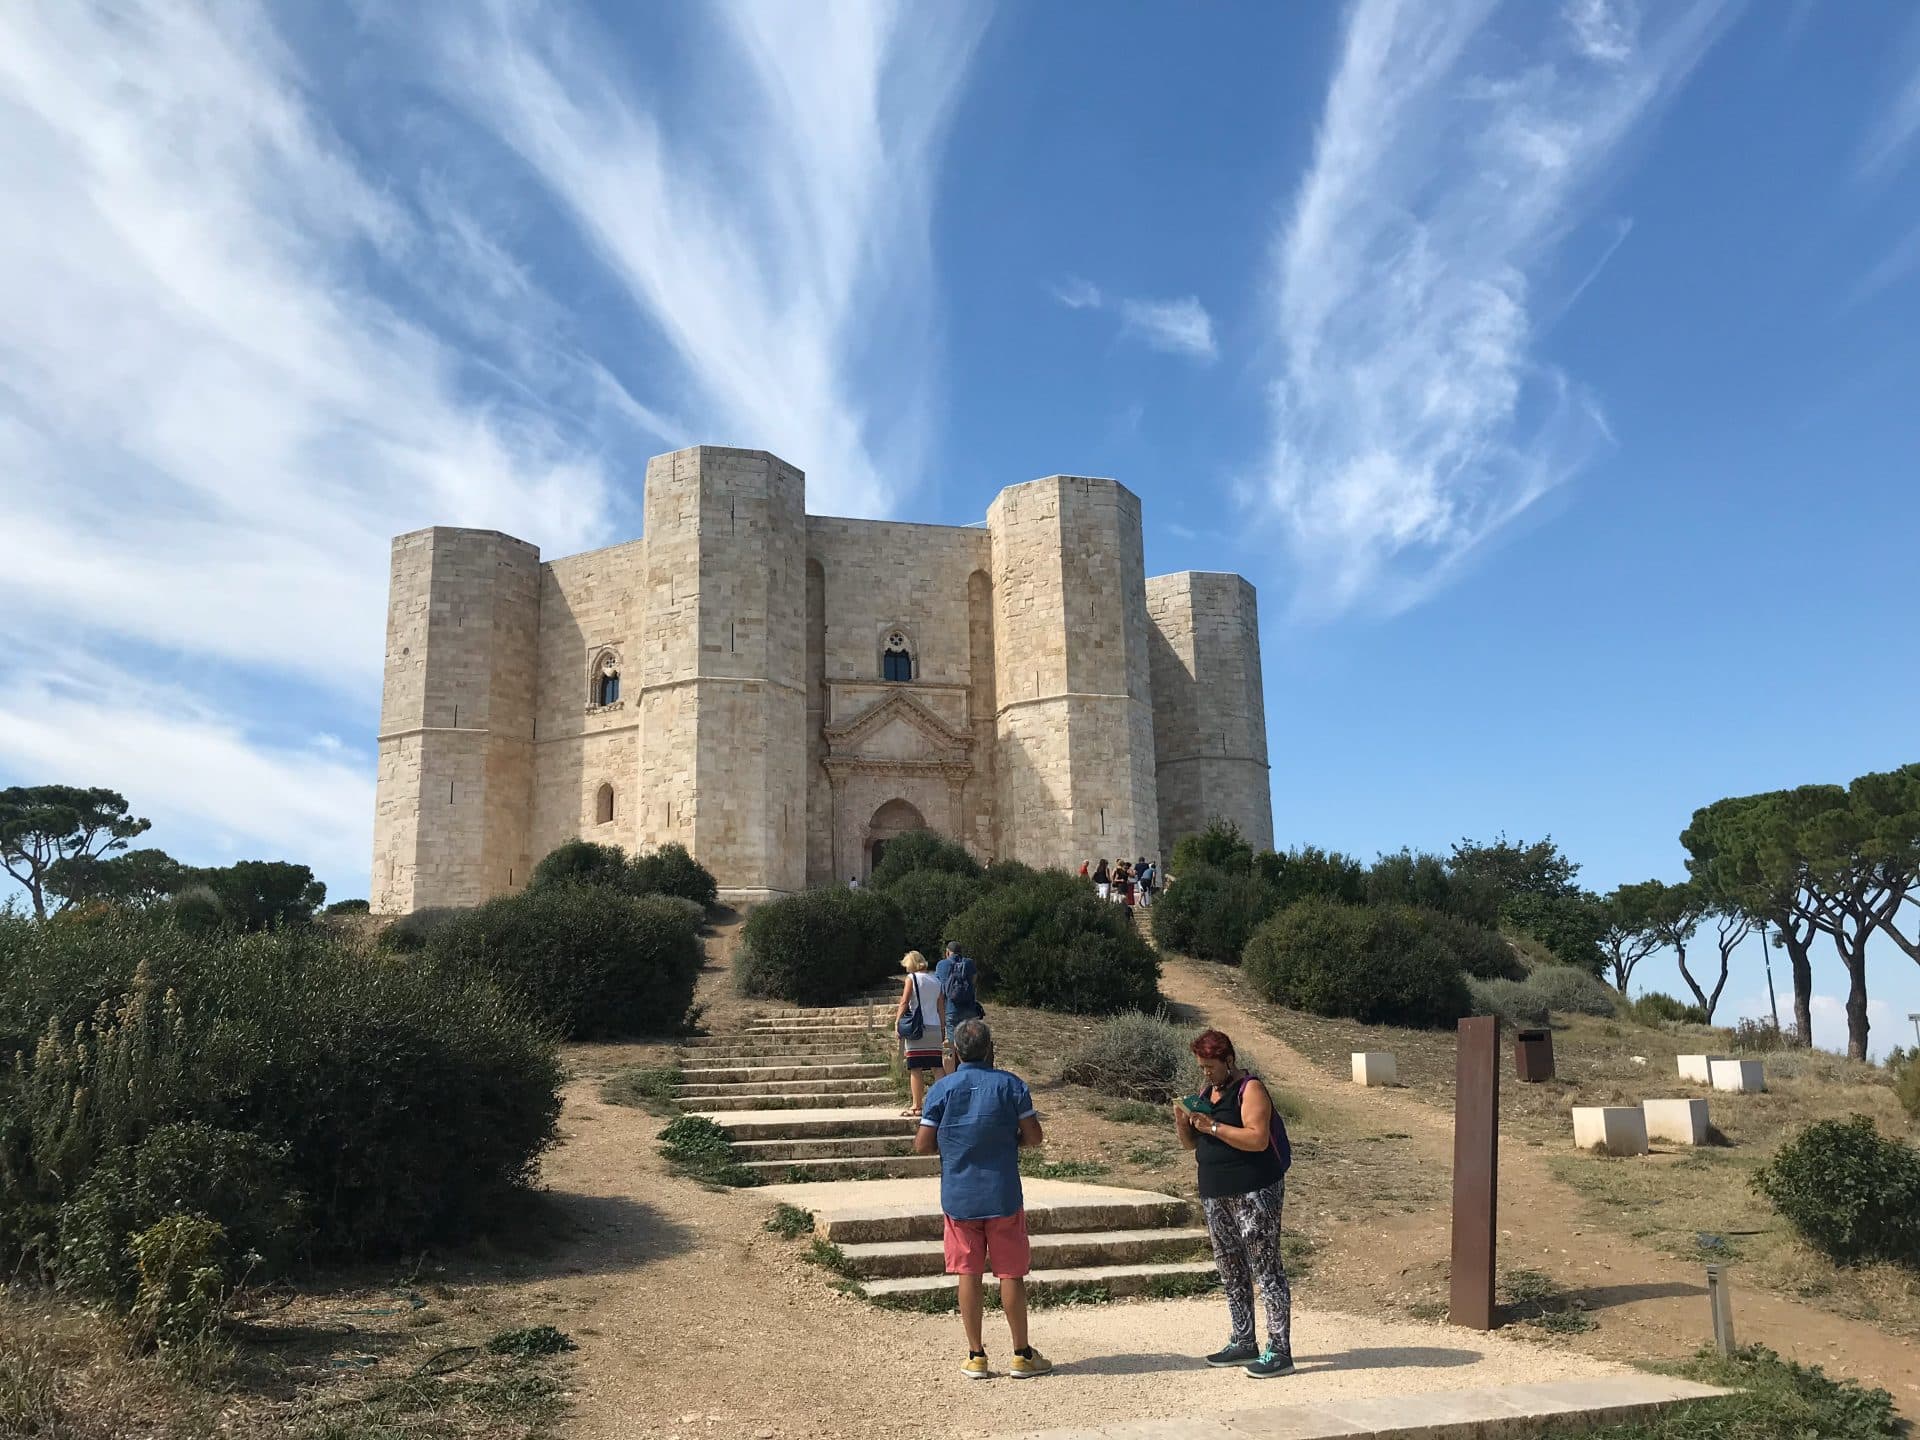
[{"xmin": 942, "ymin": 1210, "xmax": 1031, "ymax": 1278}]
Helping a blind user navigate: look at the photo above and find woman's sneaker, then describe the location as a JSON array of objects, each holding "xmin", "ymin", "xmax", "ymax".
[
  {"xmin": 1009, "ymin": 1349, "xmax": 1053, "ymax": 1379},
  {"xmin": 1205, "ymin": 1338, "xmax": 1259, "ymax": 1367},
  {"xmin": 1245, "ymin": 1347, "xmax": 1295, "ymax": 1378},
  {"xmin": 961, "ymin": 1353, "xmax": 991, "ymax": 1380}
]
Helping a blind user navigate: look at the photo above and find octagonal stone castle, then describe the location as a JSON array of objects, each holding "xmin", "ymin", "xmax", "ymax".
[{"xmin": 371, "ymin": 446, "xmax": 1271, "ymax": 912}]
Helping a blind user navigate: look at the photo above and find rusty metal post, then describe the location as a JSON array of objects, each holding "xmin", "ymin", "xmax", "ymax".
[{"xmin": 1450, "ymin": 1016, "xmax": 1500, "ymax": 1329}]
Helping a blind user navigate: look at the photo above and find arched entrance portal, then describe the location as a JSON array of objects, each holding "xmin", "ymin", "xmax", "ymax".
[{"xmin": 865, "ymin": 798, "xmax": 927, "ymax": 879}]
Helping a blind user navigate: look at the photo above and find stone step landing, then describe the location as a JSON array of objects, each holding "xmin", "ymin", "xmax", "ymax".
[
  {"xmin": 733, "ymin": 1134, "xmax": 918, "ymax": 1163},
  {"xmin": 817, "ymin": 1186, "xmax": 1192, "ymax": 1246},
  {"xmin": 990, "ymin": 1376, "xmax": 1732, "ymax": 1440},
  {"xmin": 674, "ymin": 1075, "xmax": 893, "ymax": 1099},
  {"xmin": 697, "ymin": 1108, "xmax": 916, "ymax": 1142},
  {"xmin": 862, "ymin": 1259, "xmax": 1218, "ymax": 1302},
  {"xmin": 837, "ymin": 1225, "xmax": 1212, "ymax": 1280},
  {"xmin": 679, "ymin": 1062, "xmax": 888, "ymax": 1085},
  {"xmin": 681, "ymin": 1036, "xmax": 877, "ymax": 1054},
  {"xmin": 741, "ymin": 1154, "xmax": 941, "ymax": 1182},
  {"xmin": 685, "ymin": 1090, "xmax": 890, "ymax": 1112}
]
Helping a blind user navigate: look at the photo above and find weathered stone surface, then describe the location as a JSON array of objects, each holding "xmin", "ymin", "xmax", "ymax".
[
  {"xmin": 1642, "ymin": 1097, "xmax": 1712, "ymax": 1145},
  {"xmin": 1352, "ymin": 1052, "xmax": 1398, "ymax": 1087},
  {"xmin": 1709, "ymin": 1059, "xmax": 1765, "ymax": 1093},
  {"xmin": 1571, "ymin": 1106, "xmax": 1649, "ymax": 1156},
  {"xmin": 1676, "ymin": 1054, "xmax": 1727, "ymax": 1083},
  {"xmin": 372, "ymin": 446, "xmax": 1273, "ymax": 910}
]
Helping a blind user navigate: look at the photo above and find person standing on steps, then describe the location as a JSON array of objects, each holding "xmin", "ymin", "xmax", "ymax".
[
  {"xmin": 934, "ymin": 938, "xmax": 984, "ymax": 1076},
  {"xmin": 894, "ymin": 950, "xmax": 946, "ymax": 1117},
  {"xmin": 914, "ymin": 1018, "xmax": 1053, "ymax": 1379},
  {"xmin": 1092, "ymin": 857, "xmax": 1110, "ymax": 900},
  {"xmin": 1174, "ymin": 1027, "xmax": 1294, "ymax": 1378}
]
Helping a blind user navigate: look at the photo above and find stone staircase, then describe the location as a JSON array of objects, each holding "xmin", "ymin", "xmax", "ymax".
[{"xmin": 674, "ymin": 995, "xmax": 937, "ymax": 1181}]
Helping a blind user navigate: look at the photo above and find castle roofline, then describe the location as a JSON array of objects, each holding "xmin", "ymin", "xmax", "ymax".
[{"xmin": 390, "ymin": 524, "xmax": 539, "ymax": 552}]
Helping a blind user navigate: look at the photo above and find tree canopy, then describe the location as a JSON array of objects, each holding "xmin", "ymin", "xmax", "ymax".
[{"xmin": 0, "ymin": 786, "xmax": 151, "ymax": 920}]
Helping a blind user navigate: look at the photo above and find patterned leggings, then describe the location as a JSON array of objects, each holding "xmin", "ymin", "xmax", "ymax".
[{"xmin": 1201, "ymin": 1178, "xmax": 1292, "ymax": 1354}]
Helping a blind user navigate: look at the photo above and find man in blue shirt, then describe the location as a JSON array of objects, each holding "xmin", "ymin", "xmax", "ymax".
[
  {"xmin": 915, "ymin": 1018, "xmax": 1052, "ymax": 1380},
  {"xmin": 933, "ymin": 939, "xmax": 984, "ymax": 1075}
]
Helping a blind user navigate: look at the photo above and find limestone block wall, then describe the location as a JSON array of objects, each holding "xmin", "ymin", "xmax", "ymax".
[
  {"xmin": 529, "ymin": 538, "xmax": 646, "ymax": 863},
  {"xmin": 643, "ymin": 447, "xmax": 806, "ymax": 898},
  {"xmin": 1145, "ymin": 571, "xmax": 1273, "ymax": 854},
  {"xmin": 804, "ymin": 518, "xmax": 995, "ymax": 878},
  {"xmin": 988, "ymin": 476, "xmax": 1158, "ymax": 871},
  {"xmin": 371, "ymin": 528, "xmax": 539, "ymax": 912}
]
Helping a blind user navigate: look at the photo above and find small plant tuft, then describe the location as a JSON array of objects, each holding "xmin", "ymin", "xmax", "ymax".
[
  {"xmin": 486, "ymin": 1324, "xmax": 577, "ymax": 1359},
  {"xmin": 764, "ymin": 1203, "xmax": 815, "ymax": 1240},
  {"xmin": 1061, "ymin": 1013, "xmax": 1190, "ymax": 1101}
]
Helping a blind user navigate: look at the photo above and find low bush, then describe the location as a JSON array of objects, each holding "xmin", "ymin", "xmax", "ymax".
[
  {"xmin": 735, "ymin": 887, "xmax": 906, "ymax": 1005},
  {"xmin": 1061, "ymin": 1014, "xmax": 1189, "ymax": 1102},
  {"xmin": 427, "ymin": 885, "xmax": 703, "ymax": 1038},
  {"xmin": 1150, "ymin": 865, "xmax": 1279, "ymax": 965},
  {"xmin": 1467, "ymin": 975, "xmax": 1549, "ymax": 1028},
  {"xmin": 1624, "ymin": 991, "xmax": 1709, "ymax": 1026},
  {"xmin": 1417, "ymin": 909, "xmax": 1524, "ymax": 981},
  {"xmin": 883, "ymin": 869, "xmax": 978, "ymax": 962},
  {"xmin": 946, "ymin": 870, "xmax": 1160, "ymax": 1014},
  {"xmin": 1606, "ymin": 1344, "xmax": 1902, "ymax": 1440},
  {"xmin": 529, "ymin": 838, "xmax": 718, "ymax": 908},
  {"xmin": 1252, "ymin": 845, "xmax": 1368, "ymax": 908},
  {"xmin": 1170, "ymin": 819, "xmax": 1254, "ymax": 876},
  {"xmin": 1365, "ymin": 850, "xmax": 1501, "ymax": 928},
  {"xmin": 1732, "ymin": 1017, "xmax": 1801, "ymax": 1052},
  {"xmin": 869, "ymin": 829, "xmax": 982, "ymax": 890},
  {"xmin": 1752, "ymin": 1116, "xmax": 1920, "ymax": 1267},
  {"xmin": 0, "ymin": 914, "xmax": 562, "ymax": 1296},
  {"xmin": 1241, "ymin": 900, "xmax": 1470, "ymax": 1028},
  {"xmin": 1895, "ymin": 1052, "xmax": 1920, "ymax": 1124},
  {"xmin": 376, "ymin": 904, "xmax": 467, "ymax": 954},
  {"xmin": 1524, "ymin": 965, "xmax": 1620, "ymax": 1017}
]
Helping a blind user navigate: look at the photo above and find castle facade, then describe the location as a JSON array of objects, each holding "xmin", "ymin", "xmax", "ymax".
[{"xmin": 371, "ymin": 446, "xmax": 1271, "ymax": 912}]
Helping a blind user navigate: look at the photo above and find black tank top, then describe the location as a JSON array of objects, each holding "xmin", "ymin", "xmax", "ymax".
[{"xmin": 1195, "ymin": 1077, "xmax": 1288, "ymax": 1200}]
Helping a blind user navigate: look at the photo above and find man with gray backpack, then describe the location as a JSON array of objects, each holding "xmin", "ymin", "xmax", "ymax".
[{"xmin": 934, "ymin": 938, "xmax": 984, "ymax": 1075}]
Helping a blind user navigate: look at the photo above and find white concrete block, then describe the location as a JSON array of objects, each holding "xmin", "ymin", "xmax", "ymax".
[
  {"xmin": 1709, "ymin": 1059, "xmax": 1765, "ymax": 1094},
  {"xmin": 1572, "ymin": 1106, "xmax": 1649, "ymax": 1156},
  {"xmin": 1351, "ymin": 1052, "xmax": 1397, "ymax": 1087},
  {"xmin": 1677, "ymin": 1054, "xmax": 1728, "ymax": 1083},
  {"xmin": 1642, "ymin": 1097, "xmax": 1712, "ymax": 1146}
]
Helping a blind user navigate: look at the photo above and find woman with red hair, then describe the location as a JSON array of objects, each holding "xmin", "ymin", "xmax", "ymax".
[{"xmin": 1174, "ymin": 1028, "xmax": 1293, "ymax": 1377}]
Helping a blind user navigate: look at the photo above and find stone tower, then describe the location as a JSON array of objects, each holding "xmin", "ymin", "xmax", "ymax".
[
  {"xmin": 638, "ymin": 447, "xmax": 807, "ymax": 899},
  {"xmin": 1145, "ymin": 571, "xmax": 1273, "ymax": 853},
  {"xmin": 372, "ymin": 527, "xmax": 539, "ymax": 912},
  {"xmin": 988, "ymin": 475, "xmax": 1159, "ymax": 869}
]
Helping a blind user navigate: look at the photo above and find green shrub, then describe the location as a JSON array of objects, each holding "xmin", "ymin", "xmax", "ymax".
[
  {"xmin": 883, "ymin": 869, "xmax": 978, "ymax": 961},
  {"xmin": 1171, "ymin": 819, "xmax": 1254, "ymax": 876},
  {"xmin": 427, "ymin": 885, "xmax": 703, "ymax": 1039},
  {"xmin": 322, "ymin": 898, "xmax": 370, "ymax": 916},
  {"xmin": 0, "ymin": 914, "xmax": 562, "ymax": 1284},
  {"xmin": 1251, "ymin": 845, "xmax": 1367, "ymax": 908},
  {"xmin": 1060, "ymin": 1014, "xmax": 1189, "ymax": 1101},
  {"xmin": 163, "ymin": 885, "xmax": 226, "ymax": 936},
  {"xmin": 376, "ymin": 905, "xmax": 467, "ymax": 953},
  {"xmin": 1525, "ymin": 965, "xmax": 1620, "ymax": 1017},
  {"xmin": 946, "ymin": 870, "xmax": 1160, "ymax": 1014},
  {"xmin": 1625, "ymin": 991, "xmax": 1709, "ymax": 1026},
  {"xmin": 1150, "ymin": 865, "xmax": 1279, "ymax": 965},
  {"xmin": 628, "ymin": 842, "xmax": 718, "ymax": 907},
  {"xmin": 1241, "ymin": 899, "xmax": 1470, "ymax": 1028},
  {"xmin": 1365, "ymin": 850, "xmax": 1500, "ymax": 927},
  {"xmin": 1467, "ymin": 975, "xmax": 1549, "ymax": 1027},
  {"xmin": 1624, "ymin": 1345, "xmax": 1902, "ymax": 1440},
  {"xmin": 1895, "ymin": 1052, "xmax": 1920, "ymax": 1124},
  {"xmin": 59, "ymin": 1123, "xmax": 302, "ymax": 1302},
  {"xmin": 528, "ymin": 838, "xmax": 718, "ymax": 908},
  {"xmin": 127, "ymin": 1215, "xmax": 228, "ymax": 1348},
  {"xmin": 735, "ymin": 887, "xmax": 905, "ymax": 1005},
  {"xmin": 1416, "ymin": 909, "xmax": 1524, "ymax": 981},
  {"xmin": 981, "ymin": 858, "xmax": 1040, "ymax": 890},
  {"xmin": 870, "ymin": 829, "xmax": 982, "ymax": 890},
  {"xmin": 1752, "ymin": 1116, "xmax": 1920, "ymax": 1267},
  {"xmin": 658, "ymin": 1115, "xmax": 756, "ymax": 1188}
]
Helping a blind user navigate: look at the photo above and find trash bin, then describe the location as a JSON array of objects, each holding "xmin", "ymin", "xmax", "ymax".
[{"xmin": 1514, "ymin": 1028, "xmax": 1554, "ymax": 1082}]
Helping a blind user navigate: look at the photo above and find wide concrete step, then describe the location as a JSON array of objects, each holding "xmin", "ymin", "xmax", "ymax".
[
  {"xmin": 838, "ymin": 1226, "xmax": 1212, "ymax": 1280},
  {"xmin": 763, "ymin": 1003, "xmax": 893, "ymax": 1018},
  {"xmin": 863, "ymin": 1260, "xmax": 1218, "ymax": 1301},
  {"xmin": 733, "ymin": 1135, "xmax": 918, "ymax": 1163},
  {"xmin": 750, "ymin": 1013, "xmax": 880, "ymax": 1026},
  {"xmin": 681, "ymin": 1036, "xmax": 879, "ymax": 1054},
  {"xmin": 702, "ymin": 1108, "xmax": 917, "ymax": 1141},
  {"xmin": 675, "ymin": 1076, "xmax": 893, "ymax": 1098},
  {"xmin": 682, "ymin": 1091, "xmax": 890, "ymax": 1112},
  {"xmin": 680, "ymin": 1045, "xmax": 873, "ymax": 1063},
  {"xmin": 823, "ymin": 1192, "xmax": 1191, "ymax": 1245},
  {"xmin": 741, "ymin": 1154, "xmax": 940, "ymax": 1182},
  {"xmin": 745, "ymin": 1025, "xmax": 887, "ymax": 1040},
  {"xmin": 680, "ymin": 1063, "xmax": 888, "ymax": 1084}
]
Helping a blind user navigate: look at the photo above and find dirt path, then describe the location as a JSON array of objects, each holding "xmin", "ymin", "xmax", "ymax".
[{"xmin": 1154, "ymin": 959, "xmax": 1920, "ymax": 1418}]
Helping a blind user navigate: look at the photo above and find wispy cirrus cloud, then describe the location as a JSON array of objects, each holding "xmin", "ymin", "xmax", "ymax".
[
  {"xmin": 0, "ymin": 0, "xmax": 983, "ymax": 891},
  {"xmin": 429, "ymin": 0, "xmax": 988, "ymax": 516},
  {"xmin": 1857, "ymin": 13, "xmax": 1920, "ymax": 180},
  {"xmin": 1256, "ymin": 0, "xmax": 1729, "ymax": 618},
  {"xmin": 1052, "ymin": 276, "xmax": 1218, "ymax": 360}
]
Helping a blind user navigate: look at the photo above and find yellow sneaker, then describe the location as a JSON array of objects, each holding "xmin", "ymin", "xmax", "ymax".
[
  {"xmin": 961, "ymin": 1354, "xmax": 991, "ymax": 1380},
  {"xmin": 1009, "ymin": 1349, "xmax": 1053, "ymax": 1379}
]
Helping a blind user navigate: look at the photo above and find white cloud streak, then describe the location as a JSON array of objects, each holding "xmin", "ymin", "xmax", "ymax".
[
  {"xmin": 1257, "ymin": 0, "xmax": 1729, "ymax": 618},
  {"xmin": 1857, "ymin": 16, "xmax": 1920, "ymax": 179},
  {"xmin": 1052, "ymin": 276, "xmax": 1218, "ymax": 360},
  {"xmin": 430, "ymin": 0, "xmax": 988, "ymax": 517}
]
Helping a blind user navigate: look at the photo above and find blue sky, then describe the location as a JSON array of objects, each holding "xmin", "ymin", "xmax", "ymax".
[{"xmin": 2, "ymin": 1, "xmax": 1917, "ymax": 1054}]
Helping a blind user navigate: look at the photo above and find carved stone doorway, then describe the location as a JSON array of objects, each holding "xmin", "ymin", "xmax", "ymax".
[{"xmin": 865, "ymin": 797, "xmax": 927, "ymax": 879}]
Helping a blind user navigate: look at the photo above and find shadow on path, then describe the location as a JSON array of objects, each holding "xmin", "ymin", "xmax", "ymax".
[
  {"xmin": 1065, "ymin": 1344, "xmax": 1484, "ymax": 1379},
  {"xmin": 441, "ymin": 1191, "xmax": 699, "ymax": 1281}
]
